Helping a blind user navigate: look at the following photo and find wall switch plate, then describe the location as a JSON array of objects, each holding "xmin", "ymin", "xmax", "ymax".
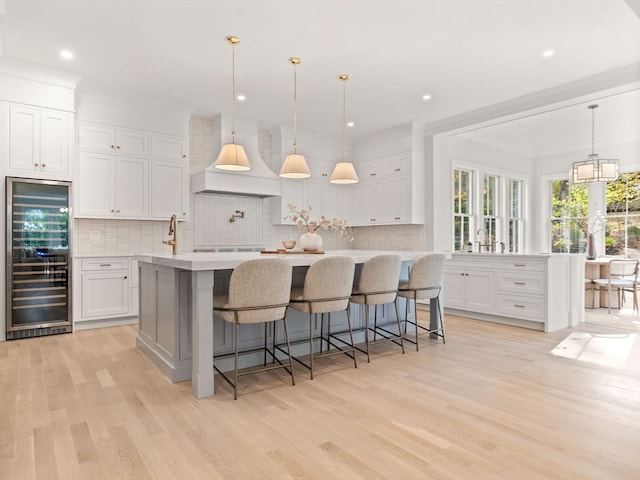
[{"xmin": 89, "ymin": 230, "xmax": 102, "ymax": 241}]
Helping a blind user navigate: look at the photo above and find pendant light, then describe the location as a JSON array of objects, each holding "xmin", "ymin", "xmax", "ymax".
[
  {"xmin": 279, "ymin": 57, "xmax": 311, "ymax": 178},
  {"xmin": 213, "ymin": 36, "xmax": 251, "ymax": 171},
  {"xmin": 330, "ymin": 74, "xmax": 359, "ymax": 184},
  {"xmin": 569, "ymin": 104, "xmax": 618, "ymax": 184}
]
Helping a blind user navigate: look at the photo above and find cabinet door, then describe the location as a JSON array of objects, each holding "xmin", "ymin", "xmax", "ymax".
[
  {"xmin": 465, "ymin": 270, "xmax": 495, "ymax": 313},
  {"xmin": 77, "ymin": 152, "xmax": 115, "ymax": 216},
  {"xmin": 443, "ymin": 268, "xmax": 467, "ymax": 309},
  {"xmin": 115, "ymin": 129, "xmax": 149, "ymax": 156},
  {"xmin": 77, "ymin": 123, "xmax": 115, "ymax": 152},
  {"xmin": 150, "ymin": 159, "xmax": 188, "ymax": 219},
  {"xmin": 151, "ymin": 134, "xmax": 188, "ymax": 160},
  {"xmin": 81, "ymin": 271, "xmax": 130, "ymax": 318},
  {"xmin": 40, "ymin": 110, "xmax": 70, "ymax": 175},
  {"xmin": 387, "ymin": 175, "xmax": 411, "ymax": 223},
  {"xmin": 9, "ymin": 105, "xmax": 40, "ymax": 171},
  {"xmin": 115, "ymin": 156, "xmax": 149, "ymax": 218}
]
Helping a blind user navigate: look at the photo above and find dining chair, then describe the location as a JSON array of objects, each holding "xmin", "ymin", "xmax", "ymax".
[
  {"xmin": 592, "ymin": 259, "xmax": 639, "ymax": 314},
  {"xmin": 350, "ymin": 254, "xmax": 404, "ymax": 362},
  {"xmin": 213, "ymin": 258, "xmax": 294, "ymax": 399},
  {"xmin": 286, "ymin": 256, "xmax": 357, "ymax": 379},
  {"xmin": 396, "ymin": 253, "xmax": 446, "ymax": 351}
]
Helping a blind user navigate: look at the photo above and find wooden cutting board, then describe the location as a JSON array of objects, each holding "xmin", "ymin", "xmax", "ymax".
[{"xmin": 260, "ymin": 250, "xmax": 325, "ymax": 254}]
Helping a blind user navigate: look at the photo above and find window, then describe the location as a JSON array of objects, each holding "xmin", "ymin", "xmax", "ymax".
[
  {"xmin": 452, "ymin": 167, "xmax": 523, "ymax": 252},
  {"xmin": 508, "ymin": 179, "xmax": 523, "ymax": 253},
  {"xmin": 605, "ymin": 173, "xmax": 640, "ymax": 258},
  {"xmin": 549, "ymin": 180, "xmax": 588, "ymax": 253},
  {"xmin": 453, "ymin": 168, "xmax": 472, "ymax": 251},
  {"xmin": 481, "ymin": 174, "xmax": 499, "ymax": 246},
  {"xmin": 549, "ymin": 172, "xmax": 639, "ymax": 257}
]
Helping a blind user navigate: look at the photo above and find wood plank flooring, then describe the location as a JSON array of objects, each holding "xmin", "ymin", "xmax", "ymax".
[{"xmin": 1, "ymin": 310, "xmax": 638, "ymax": 479}]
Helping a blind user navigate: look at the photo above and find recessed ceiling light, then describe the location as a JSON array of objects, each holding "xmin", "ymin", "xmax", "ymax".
[
  {"xmin": 542, "ymin": 50, "xmax": 555, "ymax": 58},
  {"xmin": 236, "ymin": 94, "xmax": 246, "ymax": 101},
  {"xmin": 60, "ymin": 50, "xmax": 73, "ymax": 60},
  {"xmin": 422, "ymin": 94, "xmax": 432, "ymax": 101},
  {"xmin": 347, "ymin": 122, "xmax": 354, "ymax": 127}
]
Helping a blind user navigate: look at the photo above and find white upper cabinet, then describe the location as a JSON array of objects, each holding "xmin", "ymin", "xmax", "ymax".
[
  {"xmin": 4, "ymin": 103, "xmax": 73, "ymax": 179},
  {"xmin": 76, "ymin": 151, "xmax": 149, "ymax": 218},
  {"xmin": 350, "ymin": 124, "xmax": 425, "ymax": 226},
  {"xmin": 151, "ymin": 159, "xmax": 189, "ymax": 220},
  {"xmin": 151, "ymin": 134, "xmax": 188, "ymax": 161},
  {"xmin": 76, "ymin": 121, "xmax": 188, "ymax": 221}
]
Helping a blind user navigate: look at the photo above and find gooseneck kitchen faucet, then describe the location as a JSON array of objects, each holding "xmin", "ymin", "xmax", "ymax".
[{"xmin": 162, "ymin": 214, "xmax": 178, "ymax": 255}]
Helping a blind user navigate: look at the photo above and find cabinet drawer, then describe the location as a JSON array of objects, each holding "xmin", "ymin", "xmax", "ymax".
[
  {"xmin": 496, "ymin": 272, "xmax": 545, "ymax": 295},
  {"xmin": 497, "ymin": 258, "xmax": 545, "ymax": 272},
  {"xmin": 496, "ymin": 294, "xmax": 545, "ymax": 320},
  {"xmin": 81, "ymin": 258, "xmax": 129, "ymax": 271},
  {"xmin": 446, "ymin": 255, "xmax": 496, "ymax": 270}
]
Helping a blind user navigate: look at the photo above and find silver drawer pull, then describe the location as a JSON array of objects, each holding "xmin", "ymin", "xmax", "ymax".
[
  {"xmin": 99, "ymin": 263, "xmax": 112, "ymax": 267},
  {"xmin": 513, "ymin": 263, "xmax": 526, "ymax": 267},
  {"xmin": 514, "ymin": 281, "xmax": 526, "ymax": 285},
  {"xmin": 513, "ymin": 304, "xmax": 525, "ymax": 308}
]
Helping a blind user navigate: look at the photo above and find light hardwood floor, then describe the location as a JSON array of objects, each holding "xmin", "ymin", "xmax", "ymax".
[{"xmin": 1, "ymin": 309, "xmax": 638, "ymax": 480}]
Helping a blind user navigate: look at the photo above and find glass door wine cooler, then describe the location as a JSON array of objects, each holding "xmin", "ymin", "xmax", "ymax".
[{"xmin": 6, "ymin": 177, "xmax": 72, "ymax": 340}]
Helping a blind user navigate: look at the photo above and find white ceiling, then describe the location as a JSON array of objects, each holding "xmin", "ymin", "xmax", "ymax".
[{"xmin": 1, "ymin": 0, "xmax": 639, "ymax": 152}]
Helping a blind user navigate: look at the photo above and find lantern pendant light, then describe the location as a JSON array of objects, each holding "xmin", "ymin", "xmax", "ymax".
[
  {"xmin": 279, "ymin": 57, "xmax": 311, "ymax": 178},
  {"xmin": 213, "ymin": 36, "xmax": 251, "ymax": 171},
  {"xmin": 569, "ymin": 104, "xmax": 619, "ymax": 184},
  {"xmin": 330, "ymin": 74, "xmax": 359, "ymax": 184}
]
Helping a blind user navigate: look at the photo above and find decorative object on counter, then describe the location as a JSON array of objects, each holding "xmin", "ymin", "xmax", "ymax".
[
  {"xmin": 569, "ymin": 104, "xmax": 618, "ymax": 184},
  {"xmin": 162, "ymin": 214, "xmax": 178, "ymax": 255},
  {"xmin": 586, "ymin": 234, "xmax": 596, "ymax": 260},
  {"xmin": 279, "ymin": 57, "xmax": 311, "ymax": 179},
  {"xmin": 284, "ymin": 203, "xmax": 354, "ymax": 250},
  {"xmin": 465, "ymin": 242, "xmax": 473, "ymax": 253},
  {"xmin": 330, "ymin": 75, "xmax": 359, "ymax": 184},
  {"xmin": 282, "ymin": 240, "xmax": 296, "ymax": 249},
  {"xmin": 228, "ymin": 210, "xmax": 245, "ymax": 223},
  {"xmin": 300, "ymin": 231, "xmax": 323, "ymax": 251},
  {"xmin": 212, "ymin": 36, "xmax": 251, "ymax": 171},
  {"xmin": 586, "ymin": 210, "xmax": 604, "ymax": 260}
]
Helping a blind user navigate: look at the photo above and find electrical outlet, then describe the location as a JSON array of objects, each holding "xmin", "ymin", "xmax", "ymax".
[{"xmin": 89, "ymin": 230, "xmax": 102, "ymax": 241}]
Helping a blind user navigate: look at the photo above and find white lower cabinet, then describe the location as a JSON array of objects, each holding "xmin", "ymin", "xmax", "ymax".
[
  {"xmin": 443, "ymin": 254, "xmax": 573, "ymax": 332},
  {"xmin": 75, "ymin": 257, "xmax": 138, "ymax": 329},
  {"xmin": 443, "ymin": 267, "xmax": 495, "ymax": 313}
]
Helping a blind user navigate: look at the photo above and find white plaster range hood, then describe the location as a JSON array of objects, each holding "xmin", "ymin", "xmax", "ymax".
[{"xmin": 192, "ymin": 114, "xmax": 281, "ymax": 198}]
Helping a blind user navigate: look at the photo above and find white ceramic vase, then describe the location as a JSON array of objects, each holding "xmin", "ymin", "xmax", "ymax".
[{"xmin": 300, "ymin": 231, "xmax": 322, "ymax": 251}]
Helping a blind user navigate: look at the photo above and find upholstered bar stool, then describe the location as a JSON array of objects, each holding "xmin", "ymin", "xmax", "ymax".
[
  {"xmin": 397, "ymin": 253, "xmax": 446, "ymax": 351},
  {"xmin": 213, "ymin": 258, "xmax": 294, "ymax": 399},
  {"xmin": 286, "ymin": 256, "xmax": 357, "ymax": 379},
  {"xmin": 350, "ymin": 254, "xmax": 404, "ymax": 363}
]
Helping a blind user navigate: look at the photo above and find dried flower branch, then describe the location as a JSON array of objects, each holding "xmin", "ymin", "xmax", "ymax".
[
  {"xmin": 284, "ymin": 203, "xmax": 354, "ymax": 241},
  {"xmin": 587, "ymin": 210, "xmax": 604, "ymax": 234}
]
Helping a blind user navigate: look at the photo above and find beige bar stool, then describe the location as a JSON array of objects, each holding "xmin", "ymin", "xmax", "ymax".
[
  {"xmin": 213, "ymin": 258, "xmax": 294, "ymax": 400},
  {"xmin": 286, "ymin": 256, "xmax": 357, "ymax": 379},
  {"xmin": 350, "ymin": 254, "xmax": 404, "ymax": 363},
  {"xmin": 397, "ymin": 253, "xmax": 446, "ymax": 351}
]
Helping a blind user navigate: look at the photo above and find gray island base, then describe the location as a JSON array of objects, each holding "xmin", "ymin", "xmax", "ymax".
[{"xmin": 135, "ymin": 250, "xmax": 438, "ymax": 399}]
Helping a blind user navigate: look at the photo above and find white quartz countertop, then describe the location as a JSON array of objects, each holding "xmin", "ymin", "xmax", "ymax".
[{"xmin": 135, "ymin": 250, "xmax": 441, "ymax": 271}]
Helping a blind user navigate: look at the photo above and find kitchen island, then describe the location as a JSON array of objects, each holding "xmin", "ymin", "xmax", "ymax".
[{"xmin": 135, "ymin": 250, "xmax": 437, "ymax": 399}]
